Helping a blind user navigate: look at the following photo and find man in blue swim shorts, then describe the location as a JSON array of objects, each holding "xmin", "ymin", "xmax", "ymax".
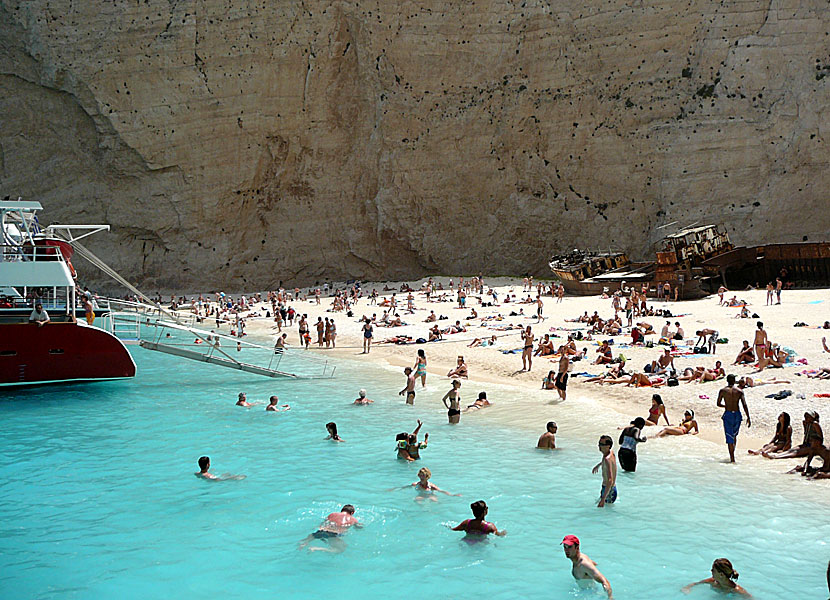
[{"xmin": 717, "ymin": 374, "xmax": 752, "ymax": 463}]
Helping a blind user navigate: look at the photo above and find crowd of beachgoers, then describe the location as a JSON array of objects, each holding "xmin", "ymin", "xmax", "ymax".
[{"xmin": 108, "ymin": 276, "xmax": 830, "ymax": 598}]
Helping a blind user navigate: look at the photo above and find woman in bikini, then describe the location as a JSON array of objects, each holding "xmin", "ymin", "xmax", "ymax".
[
  {"xmin": 542, "ymin": 370, "xmax": 557, "ymax": 390},
  {"xmin": 442, "ymin": 380, "xmax": 462, "ymax": 424},
  {"xmin": 748, "ymin": 412, "xmax": 792, "ymax": 455},
  {"xmin": 645, "ymin": 395, "xmax": 670, "ymax": 426},
  {"xmin": 656, "ymin": 410, "xmax": 699, "ymax": 437},
  {"xmin": 682, "ymin": 558, "xmax": 751, "ymax": 597},
  {"xmin": 763, "ymin": 412, "xmax": 822, "ymax": 459},
  {"xmin": 413, "ymin": 349, "xmax": 427, "ymax": 387},
  {"xmin": 451, "ymin": 500, "xmax": 506, "ymax": 537}
]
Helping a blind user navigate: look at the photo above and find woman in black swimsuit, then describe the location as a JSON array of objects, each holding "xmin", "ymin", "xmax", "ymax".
[{"xmin": 442, "ymin": 380, "xmax": 462, "ymax": 424}]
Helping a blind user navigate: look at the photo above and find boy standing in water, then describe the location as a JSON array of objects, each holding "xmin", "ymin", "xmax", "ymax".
[
  {"xmin": 399, "ymin": 367, "xmax": 416, "ymax": 405},
  {"xmin": 592, "ymin": 436, "xmax": 617, "ymax": 507}
]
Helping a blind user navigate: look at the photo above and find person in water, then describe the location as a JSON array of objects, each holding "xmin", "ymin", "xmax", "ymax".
[
  {"xmin": 298, "ymin": 504, "xmax": 362, "ymax": 553},
  {"xmin": 682, "ymin": 558, "xmax": 751, "ymax": 596},
  {"xmin": 464, "ymin": 391, "xmax": 491, "ymax": 412},
  {"xmin": 537, "ymin": 421, "xmax": 558, "ymax": 449},
  {"xmin": 391, "ymin": 467, "xmax": 461, "ymax": 502},
  {"xmin": 194, "ymin": 456, "xmax": 245, "ymax": 481},
  {"xmin": 561, "ymin": 535, "xmax": 613, "ymax": 599},
  {"xmin": 399, "ymin": 366, "xmax": 416, "ymax": 405},
  {"xmin": 656, "ymin": 410, "xmax": 699, "ymax": 437},
  {"xmin": 592, "ymin": 435, "xmax": 617, "ymax": 507},
  {"xmin": 236, "ymin": 392, "xmax": 252, "ymax": 407},
  {"xmin": 325, "ymin": 422, "xmax": 345, "ymax": 442},
  {"xmin": 618, "ymin": 417, "xmax": 647, "ymax": 472},
  {"xmin": 265, "ymin": 395, "xmax": 290, "ymax": 411},
  {"xmin": 451, "ymin": 500, "xmax": 506, "ymax": 537},
  {"xmin": 354, "ymin": 389, "xmax": 374, "ymax": 405},
  {"xmin": 441, "ymin": 380, "xmax": 462, "ymax": 424},
  {"xmin": 413, "ymin": 349, "xmax": 428, "ymax": 387}
]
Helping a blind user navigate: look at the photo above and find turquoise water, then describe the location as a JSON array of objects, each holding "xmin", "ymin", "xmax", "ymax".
[{"xmin": 1, "ymin": 341, "xmax": 828, "ymax": 599}]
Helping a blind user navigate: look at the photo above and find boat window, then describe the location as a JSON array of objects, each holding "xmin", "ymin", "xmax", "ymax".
[
  {"xmin": 0, "ymin": 350, "xmax": 17, "ymax": 357},
  {"xmin": 48, "ymin": 349, "xmax": 65, "ymax": 354}
]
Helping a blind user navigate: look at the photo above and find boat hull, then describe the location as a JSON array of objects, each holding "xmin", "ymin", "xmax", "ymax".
[{"xmin": 0, "ymin": 322, "xmax": 136, "ymax": 386}]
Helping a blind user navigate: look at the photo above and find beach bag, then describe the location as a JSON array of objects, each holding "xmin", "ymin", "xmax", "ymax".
[
  {"xmin": 644, "ymin": 364, "xmax": 653, "ymax": 373},
  {"xmin": 416, "ymin": 338, "xmax": 426, "ymax": 344},
  {"xmin": 667, "ymin": 377, "xmax": 679, "ymax": 387}
]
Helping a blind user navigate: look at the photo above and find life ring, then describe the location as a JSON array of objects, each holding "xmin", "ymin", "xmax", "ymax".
[{"xmin": 67, "ymin": 260, "xmax": 77, "ymax": 279}]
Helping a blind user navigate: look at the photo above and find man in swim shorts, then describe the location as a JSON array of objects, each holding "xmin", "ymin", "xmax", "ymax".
[
  {"xmin": 398, "ymin": 367, "xmax": 416, "ymax": 405},
  {"xmin": 298, "ymin": 504, "xmax": 362, "ymax": 553},
  {"xmin": 717, "ymin": 374, "xmax": 751, "ymax": 463},
  {"xmin": 593, "ymin": 435, "xmax": 617, "ymax": 507},
  {"xmin": 561, "ymin": 535, "xmax": 614, "ymax": 599}
]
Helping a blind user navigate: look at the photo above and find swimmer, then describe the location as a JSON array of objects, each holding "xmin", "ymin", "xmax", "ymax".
[
  {"xmin": 464, "ymin": 391, "xmax": 491, "ymax": 412},
  {"xmin": 537, "ymin": 421, "xmax": 558, "ymax": 449},
  {"xmin": 390, "ymin": 467, "xmax": 461, "ymax": 502},
  {"xmin": 325, "ymin": 422, "xmax": 345, "ymax": 442},
  {"xmin": 236, "ymin": 392, "xmax": 252, "ymax": 407},
  {"xmin": 298, "ymin": 504, "xmax": 363, "ymax": 553},
  {"xmin": 592, "ymin": 435, "xmax": 617, "ymax": 507},
  {"xmin": 354, "ymin": 389, "xmax": 374, "ymax": 405},
  {"xmin": 561, "ymin": 535, "xmax": 613, "ymax": 599},
  {"xmin": 266, "ymin": 395, "xmax": 290, "ymax": 411},
  {"xmin": 682, "ymin": 558, "xmax": 750, "ymax": 596},
  {"xmin": 194, "ymin": 456, "xmax": 245, "ymax": 481},
  {"xmin": 451, "ymin": 500, "xmax": 506, "ymax": 537}
]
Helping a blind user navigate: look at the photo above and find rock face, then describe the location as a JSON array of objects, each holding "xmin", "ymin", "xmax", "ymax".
[{"xmin": 1, "ymin": 1, "xmax": 829, "ymax": 291}]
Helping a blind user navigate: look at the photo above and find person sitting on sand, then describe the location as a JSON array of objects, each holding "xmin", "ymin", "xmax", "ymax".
[
  {"xmin": 535, "ymin": 334, "xmax": 556, "ymax": 357},
  {"xmin": 537, "ymin": 421, "xmax": 558, "ymax": 449},
  {"xmin": 656, "ymin": 410, "xmax": 698, "ymax": 437},
  {"xmin": 763, "ymin": 411, "xmax": 822, "ymax": 459},
  {"xmin": 424, "ymin": 311, "xmax": 437, "ymax": 322},
  {"xmin": 755, "ymin": 344, "xmax": 786, "ymax": 371},
  {"xmin": 428, "ymin": 325, "xmax": 443, "ymax": 341},
  {"xmin": 451, "ymin": 500, "xmax": 507, "ymax": 537},
  {"xmin": 298, "ymin": 504, "xmax": 362, "ymax": 553},
  {"xmin": 645, "ymin": 394, "xmax": 670, "ymax": 426},
  {"xmin": 447, "ymin": 356, "xmax": 469, "ymax": 378},
  {"xmin": 542, "ymin": 369, "xmax": 558, "ymax": 390},
  {"xmin": 649, "ymin": 348, "xmax": 676, "ymax": 375},
  {"xmin": 682, "ymin": 558, "xmax": 751, "ymax": 597},
  {"xmin": 464, "ymin": 391, "xmax": 492, "ymax": 412},
  {"xmin": 733, "ymin": 341, "xmax": 755, "ymax": 365},
  {"xmin": 594, "ymin": 341, "xmax": 613, "ymax": 365},
  {"xmin": 748, "ymin": 412, "xmax": 792, "ymax": 455},
  {"xmin": 354, "ymin": 389, "xmax": 374, "ymax": 405},
  {"xmin": 266, "ymin": 395, "xmax": 291, "ymax": 411},
  {"xmin": 735, "ymin": 305, "xmax": 750, "ymax": 318},
  {"xmin": 391, "ymin": 467, "xmax": 460, "ymax": 502},
  {"xmin": 637, "ymin": 321, "xmax": 655, "ymax": 335}
]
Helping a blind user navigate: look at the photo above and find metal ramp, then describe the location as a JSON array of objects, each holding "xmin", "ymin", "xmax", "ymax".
[{"xmin": 139, "ymin": 320, "xmax": 336, "ymax": 379}]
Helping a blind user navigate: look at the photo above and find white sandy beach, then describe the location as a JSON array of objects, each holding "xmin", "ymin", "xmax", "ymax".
[{"xmin": 201, "ymin": 278, "xmax": 829, "ymax": 490}]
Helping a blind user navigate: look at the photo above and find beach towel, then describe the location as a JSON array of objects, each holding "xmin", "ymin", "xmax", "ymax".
[
  {"xmin": 574, "ymin": 372, "xmax": 600, "ymax": 377},
  {"xmin": 814, "ymin": 393, "xmax": 830, "ymax": 398},
  {"xmin": 808, "ymin": 300, "xmax": 824, "ymax": 305},
  {"xmin": 501, "ymin": 348, "xmax": 522, "ymax": 354}
]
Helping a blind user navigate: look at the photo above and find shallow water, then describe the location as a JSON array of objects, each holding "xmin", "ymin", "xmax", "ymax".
[{"xmin": 1, "ymin": 340, "xmax": 828, "ymax": 599}]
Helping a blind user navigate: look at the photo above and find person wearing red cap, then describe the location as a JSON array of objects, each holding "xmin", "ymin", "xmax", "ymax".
[{"xmin": 561, "ymin": 535, "xmax": 613, "ymax": 599}]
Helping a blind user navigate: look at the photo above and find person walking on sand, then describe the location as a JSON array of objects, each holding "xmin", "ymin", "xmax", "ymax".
[
  {"xmin": 592, "ymin": 435, "xmax": 617, "ymax": 507},
  {"xmin": 717, "ymin": 374, "xmax": 751, "ymax": 463},
  {"xmin": 441, "ymin": 380, "xmax": 462, "ymax": 424},
  {"xmin": 399, "ymin": 367, "xmax": 416, "ymax": 405},
  {"xmin": 414, "ymin": 349, "xmax": 428, "ymax": 388},
  {"xmin": 561, "ymin": 535, "xmax": 613, "ymax": 599},
  {"xmin": 521, "ymin": 326, "xmax": 534, "ymax": 371}
]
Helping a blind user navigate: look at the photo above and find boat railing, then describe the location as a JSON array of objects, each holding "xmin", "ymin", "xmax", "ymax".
[{"xmin": 1, "ymin": 244, "xmax": 65, "ymax": 264}]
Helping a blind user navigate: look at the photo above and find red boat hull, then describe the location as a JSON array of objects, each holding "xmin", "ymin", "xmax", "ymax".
[{"xmin": 0, "ymin": 322, "xmax": 136, "ymax": 386}]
